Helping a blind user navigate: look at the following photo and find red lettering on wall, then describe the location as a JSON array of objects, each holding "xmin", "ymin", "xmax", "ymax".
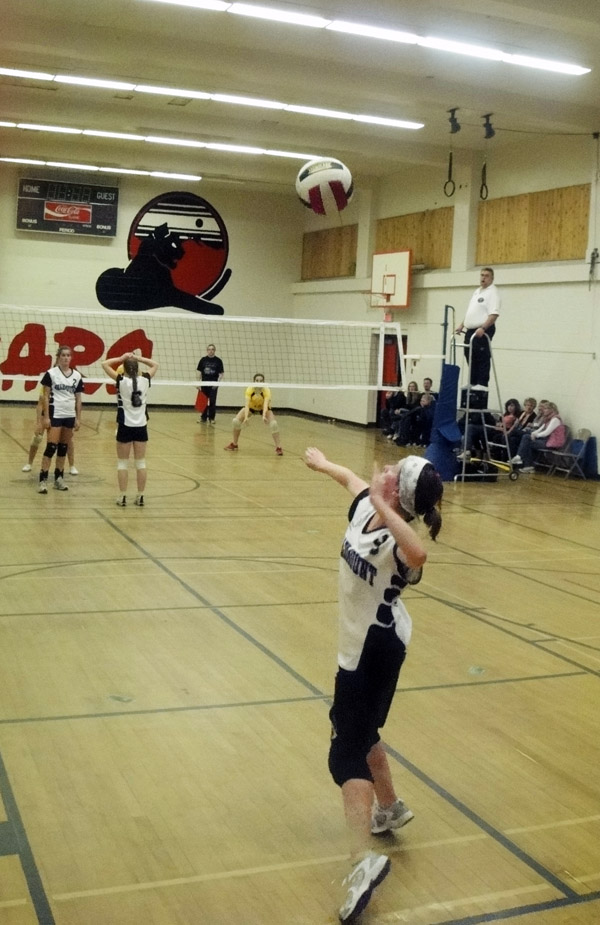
[{"xmin": 0, "ymin": 323, "xmax": 52, "ymax": 390}]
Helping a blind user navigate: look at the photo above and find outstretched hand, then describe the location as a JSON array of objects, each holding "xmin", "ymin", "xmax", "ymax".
[{"xmin": 304, "ymin": 447, "xmax": 327, "ymax": 471}]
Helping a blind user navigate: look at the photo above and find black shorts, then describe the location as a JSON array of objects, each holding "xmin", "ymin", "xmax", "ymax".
[
  {"xmin": 116, "ymin": 423, "xmax": 148, "ymax": 443},
  {"xmin": 50, "ymin": 416, "xmax": 75, "ymax": 429}
]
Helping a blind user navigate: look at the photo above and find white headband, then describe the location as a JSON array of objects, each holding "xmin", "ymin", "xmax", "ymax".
[{"xmin": 398, "ymin": 456, "xmax": 430, "ymax": 517}]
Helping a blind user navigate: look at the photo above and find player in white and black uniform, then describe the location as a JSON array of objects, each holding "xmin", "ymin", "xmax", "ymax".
[
  {"xmin": 37, "ymin": 345, "xmax": 83, "ymax": 494},
  {"xmin": 101, "ymin": 352, "xmax": 159, "ymax": 507},
  {"xmin": 304, "ymin": 449, "xmax": 443, "ymax": 924}
]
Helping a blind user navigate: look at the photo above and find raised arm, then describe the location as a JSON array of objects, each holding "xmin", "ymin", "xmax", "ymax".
[
  {"xmin": 101, "ymin": 353, "xmax": 127, "ymax": 381},
  {"xmin": 369, "ymin": 467, "xmax": 427, "ymax": 568},
  {"xmin": 304, "ymin": 447, "xmax": 369, "ymax": 498},
  {"xmin": 137, "ymin": 356, "xmax": 159, "ymax": 379}
]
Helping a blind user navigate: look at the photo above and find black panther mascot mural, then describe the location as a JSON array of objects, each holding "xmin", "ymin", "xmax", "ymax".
[{"xmin": 96, "ymin": 191, "xmax": 230, "ymax": 314}]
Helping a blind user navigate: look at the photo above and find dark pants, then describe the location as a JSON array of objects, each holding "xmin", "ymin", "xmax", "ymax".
[
  {"xmin": 464, "ymin": 324, "xmax": 495, "ymax": 387},
  {"xmin": 201, "ymin": 384, "xmax": 219, "ymax": 420}
]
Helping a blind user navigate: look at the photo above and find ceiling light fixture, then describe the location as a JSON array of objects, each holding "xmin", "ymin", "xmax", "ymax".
[
  {"xmin": 3, "ymin": 120, "xmax": 320, "ymax": 160},
  {"xmin": 136, "ymin": 0, "xmax": 590, "ymax": 75},
  {"xmin": 0, "ymin": 155, "xmax": 202, "ymax": 180},
  {"xmin": 227, "ymin": 3, "xmax": 329, "ymax": 27}
]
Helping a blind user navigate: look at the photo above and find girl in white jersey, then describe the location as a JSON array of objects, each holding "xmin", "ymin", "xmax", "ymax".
[
  {"xmin": 38, "ymin": 346, "xmax": 83, "ymax": 494},
  {"xmin": 101, "ymin": 353, "xmax": 159, "ymax": 507},
  {"xmin": 304, "ymin": 449, "xmax": 443, "ymax": 924}
]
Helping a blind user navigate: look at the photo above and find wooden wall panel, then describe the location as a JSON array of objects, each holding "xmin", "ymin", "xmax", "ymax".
[
  {"xmin": 477, "ymin": 184, "xmax": 589, "ymax": 265},
  {"xmin": 300, "ymin": 224, "xmax": 358, "ymax": 280},
  {"xmin": 375, "ymin": 207, "xmax": 453, "ymax": 269}
]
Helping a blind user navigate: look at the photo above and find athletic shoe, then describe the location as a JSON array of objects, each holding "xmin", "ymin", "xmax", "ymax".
[
  {"xmin": 386, "ymin": 433, "xmax": 394, "ymax": 440},
  {"xmin": 457, "ymin": 451, "xmax": 471, "ymax": 462},
  {"xmin": 521, "ymin": 466, "xmax": 535, "ymax": 473},
  {"xmin": 275, "ymin": 446, "xmax": 283, "ymax": 456},
  {"xmin": 338, "ymin": 852, "xmax": 391, "ymax": 923},
  {"xmin": 37, "ymin": 482, "xmax": 48, "ymax": 494},
  {"xmin": 209, "ymin": 420, "xmax": 216, "ymax": 426},
  {"xmin": 22, "ymin": 463, "xmax": 32, "ymax": 472},
  {"xmin": 371, "ymin": 799, "xmax": 414, "ymax": 835},
  {"xmin": 511, "ymin": 455, "xmax": 522, "ymax": 465},
  {"xmin": 54, "ymin": 477, "xmax": 69, "ymax": 491},
  {"xmin": 116, "ymin": 495, "xmax": 127, "ymax": 507},
  {"xmin": 69, "ymin": 466, "xmax": 79, "ymax": 475},
  {"xmin": 224, "ymin": 443, "xmax": 238, "ymax": 451},
  {"xmin": 134, "ymin": 495, "xmax": 144, "ymax": 506},
  {"xmin": 200, "ymin": 415, "xmax": 208, "ymax": 423}
]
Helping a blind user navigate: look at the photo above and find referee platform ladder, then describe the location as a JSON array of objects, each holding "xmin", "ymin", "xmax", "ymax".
[{"xmin": 455, "ymin": 332, "xmax": 518, "ymax": 482}]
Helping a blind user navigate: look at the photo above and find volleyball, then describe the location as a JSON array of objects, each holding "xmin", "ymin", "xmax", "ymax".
[{"xmin": 295, "ymin": 158, "xmax": 353, "ymax": 215}]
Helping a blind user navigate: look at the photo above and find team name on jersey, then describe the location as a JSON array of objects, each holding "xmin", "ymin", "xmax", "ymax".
[
  {"xmin": 53, "ymin": 382, "xmax": 79, "ymax": 393},
  {"xmin": 340, "ymin": 539, "xmax": 377, "ymax": 586}
]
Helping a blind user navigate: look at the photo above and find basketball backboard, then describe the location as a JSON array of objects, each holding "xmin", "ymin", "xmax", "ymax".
[{"xmin": 370, "ymin": 250, "xmax": 411, "ymax": 310}]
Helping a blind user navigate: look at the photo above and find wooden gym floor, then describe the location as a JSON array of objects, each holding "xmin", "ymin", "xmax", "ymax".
[{"xmin": 0, "ymin": 403, "xmax": 599, "ymax": 925}]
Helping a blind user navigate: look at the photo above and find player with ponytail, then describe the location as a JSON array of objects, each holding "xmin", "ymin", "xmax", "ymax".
[{"xmin": 303, "ymin": 449, "xmax": 443, "ymax": 923}]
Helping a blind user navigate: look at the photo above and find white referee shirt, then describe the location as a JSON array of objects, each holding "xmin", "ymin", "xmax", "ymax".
[
  {"xmin": 338, "ymin": 491, "xmax": 422, "ymax": 671},
  {"xmin": 117, "ymin": 373, "xmax": 151, "ymax": 427},
  {"xmin": 41, "ymin": 367, "xmax": 83, "ymax": 418},
  {"xmin": 464, "ymin": 283, "xmax": 501, "ymax": 329}
]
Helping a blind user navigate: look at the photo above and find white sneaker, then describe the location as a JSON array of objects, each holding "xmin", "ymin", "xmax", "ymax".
[
  {"xmin": 134, "ymin": 494, "xmax": 144, "ymax": 506},
  {"xmin": 521, "ymin": 466, "xmax": 535, "ymax": 473},
  {"xmin": 371, "ymin": 799, "xmax": 414, "ymax": 835},
  {"xmin": 339, "ymin": 852, "xmax": 391, "ymax": 922},
  {"xmin": 54, "ymin": 477, "xmax": 69, "ymax": 491},
  {"xmin": 456, "ymin": 451, "xmax": 471, "ymax": 462},
  {"xmin": 116, "ymin": 495, "xmax": 127, "ymax": 507},
  {"xmin": 69, "ymin": 466, "xmax": 79, "ymax": 475},
  {"xmin": 37, "ymin": 482, "xmax": 48, "ymax": 494},
  {"xmin": 22, "ymin": 463, "xmax": 32, "ymax": 472},
  {"xmin": 511, "ymin": 455, "xmax": 522, "ymax": 465}
]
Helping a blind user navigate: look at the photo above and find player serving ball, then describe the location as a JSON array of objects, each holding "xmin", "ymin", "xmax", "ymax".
[
  {"xmin": 304, "ymin": 449, "xmax": 443, "ymax": 923},
  {"xmin": 225, "ymin": 374, "xmax": 283, "ymax": 455}
]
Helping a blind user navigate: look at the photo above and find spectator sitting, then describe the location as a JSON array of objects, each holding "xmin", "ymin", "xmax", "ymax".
[
  {"xmin": 383, "ymin": 380, "xmax": 421, "ymax": 439},
  {"xmin": 381, "ymin": 388, "xmax": 406, "ymax": 436},
  {"xmin": 394, "ymin": 393, "xmax": 435, "ymax": 447},
  {"xmin": 422, "ymin": 377, "xmax": 438, "ymax": 400},
  {"xmin": 405, "ymin": 380, "xmax": 422, "ymax": 408},
  {"xmin": 507, "ymin": 397, "xmax": 537, "ymax": 455},
  {"xmin": 511, "ymin": 402, "xmax": 566, "ymax": 472}
]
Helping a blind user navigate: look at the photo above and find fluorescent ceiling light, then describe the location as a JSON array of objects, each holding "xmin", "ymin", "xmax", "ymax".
[
  {"xmin": 353, "ymin": 114, "xmax": 423, "ymax": 129},
  {"xmin": 265, "ymin": 149, "xmax": 319, "ymax": 159},
  {"xmin": 327, "ymin": 21, "xmax": 417, "ymax": 44},
  {"xmin": 205, "ymin": 142, "xmax": 264, "ymax": 153},
  {"xmin": 83, "ymin": 130, "xmax": 146, "ymax": 140},
  {"xmin": 0, "ymin": 155, "xmax": 201, "ymax": 179},
  {"xmin": 0, "ymin": 67, "xmax": 54, "ymax": 80},
  {"xmin": 150, "ymin": 171, "xmax": 202, "ymax": 179},
  {"xmin": 0, "ymin": 157, "xmax": 46, "ymax": 164},
  {"xmin": 46, "ymin": 161, "xmax": 99, "ymax": 170},
  {"xmin": 228, "ymin": 4, "xmax": 329, "ymax": 28},
  {"xmin": 134, "ymin": 84, "xmax": 211, "ymax": 99},
  {"xmin": 418, "ymin": 36, "xmax": 504, "ymax": 61},
  {"xmin": 18, "ymin": 123, "xmax": 82, "ymax": 134},
  {"xmin": 54, "ymin": 75, "xmax": 137, "ymax": 91},
  {"xmin": 504, "ymin": 54, "xmax": 589, "ymax": 75},
  {"xmin": 211, "ymin": 93, "xmax": 285, "ymax": 109},
  {"xmin": 142, "ymin": 0, "xmax": 229, "ymax": 8},
  {"xmin": 145, "ymin": 135, "xmax": 207, "ymax": 146},
  {"xmin": 286, "ymin": 104, "xmax": 353, "ymax": 120}
]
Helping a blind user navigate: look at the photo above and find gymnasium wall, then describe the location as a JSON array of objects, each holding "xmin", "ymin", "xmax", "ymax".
[{"xmin": 291, "ymin": 134, "xmax": 600, "ymax": 433}]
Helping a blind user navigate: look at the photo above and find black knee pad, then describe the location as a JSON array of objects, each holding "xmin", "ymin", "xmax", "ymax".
[
  {"xmin": 328, "ymin": 736, "xmax": 372, "ymax": 788},
  {"xmin": 43, "ymin": 442, "xmax": 58, "ymax": 459},
  {"xmin": 57, "ymin": 442, "xmax": 69, "ymax": 457}
]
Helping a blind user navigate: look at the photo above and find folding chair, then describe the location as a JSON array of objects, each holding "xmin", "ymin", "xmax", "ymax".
[
  {"xmin": 533, "ymin": 427, "xmax": 570, "ymax": 473},
  {"xmin": 549, "ymin": 428, "xmax": 591, "ymax": 479}
]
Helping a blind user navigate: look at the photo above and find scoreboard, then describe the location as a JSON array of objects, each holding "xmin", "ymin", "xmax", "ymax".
[{"xmin": 16, "ymin": 178, "xmax": 118, "ymax": 237}]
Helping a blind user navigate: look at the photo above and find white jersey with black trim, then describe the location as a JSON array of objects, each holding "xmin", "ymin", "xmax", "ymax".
[
  {"xmin": 338, "ymin": 490, "xmax": 422, "ymax": 671},
  {"xmin": 116, "ymin": 373, "xmax": 151, "ymax": 427},
  {"xmin": 41, "ymin": 367, "xmax": 83, "ymax": 419}
]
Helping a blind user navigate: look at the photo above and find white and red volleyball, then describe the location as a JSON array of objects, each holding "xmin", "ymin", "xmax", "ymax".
[{"xmin": 295, "ymin": 158, "xmax": 353, "ymax": 215}]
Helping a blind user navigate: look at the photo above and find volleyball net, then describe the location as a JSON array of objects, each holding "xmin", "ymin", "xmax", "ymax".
[{"xmin": 0, "ymin": 305, "xmax": 405, "ymax": 400}]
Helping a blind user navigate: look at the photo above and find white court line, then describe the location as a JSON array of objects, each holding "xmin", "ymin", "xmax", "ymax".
[
  {"xmin": 507, "ymin": 813, "xmax": 600, "ymax": 834},
  {"xmin": 0, "ymin": 899, "xmax": 28, "ymax": 909},
  {"xmin": 377, "ymin": 883, "xmax": 555, "ymax": 923},
  {"xmin": 541, "ymin": 640, "xmax": 600, "ymax": 665}
]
